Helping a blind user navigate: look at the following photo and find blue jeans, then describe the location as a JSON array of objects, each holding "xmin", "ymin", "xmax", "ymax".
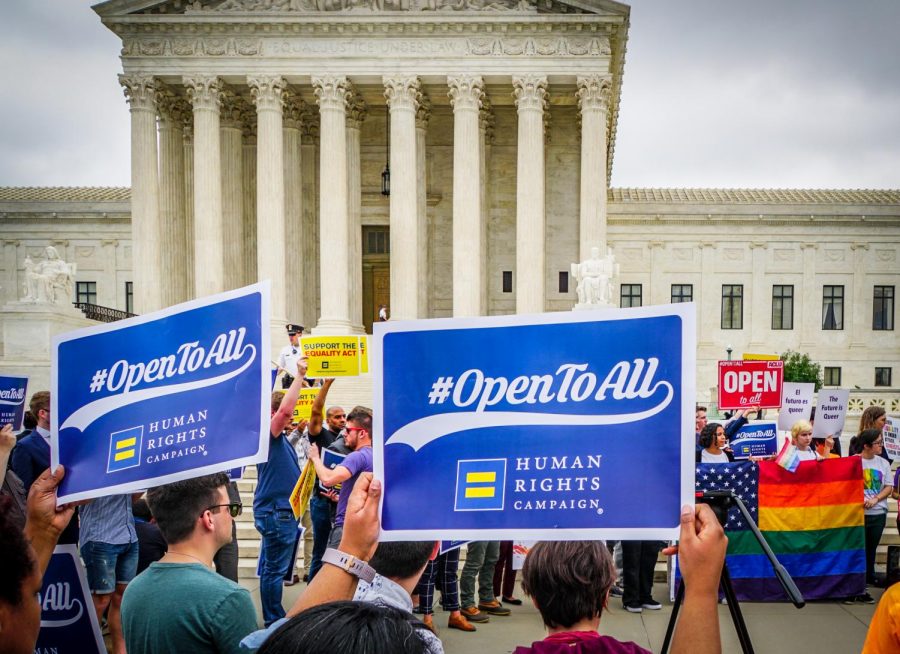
[
  {"xmin": 307, "ymin": 495, "xmax": 333, "ymax": 582},
  {"xmin": 81, "ymin": 541, "xmax": 139, "ymax": 594},
  {"xmin": 255, "ymin": 508, "xmax": 300, "ymax": 626}
]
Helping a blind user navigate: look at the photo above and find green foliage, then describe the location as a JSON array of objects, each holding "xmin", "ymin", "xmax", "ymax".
[{"xmin": 780, "ymin": 350, "xmax": 823, "ymax": 391}]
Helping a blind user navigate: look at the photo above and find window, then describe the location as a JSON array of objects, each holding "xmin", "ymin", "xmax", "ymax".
[
  {"xmin": 721, "ymin": 284, "xmax": 743, "ymax": 329},
  {"xmin": 76, "ymin": 281, "xmax": 97, "ymax": 305},
  {"xmin": 822, "ymin": 285, "xmax": 844, "ymax": 330},
  {"xmin": 502, "ymin": 271, "xmax": 512, "ymax": 293},
  {"xmin": 671, "ymin": 284, "xmax": 693, "ymax": 303},
  {"xmin": 772, "ymin": 285, "xmax": 794, "ymax": 330},
  {"xmin": 875, "ymin": 367, "xmax": 892, "ymax": 387},
  {"xmin": 125, "ymin": 282, "xmax": 133, "ymax": 314},
  {"xmin": 874, "ymin": 286, "xmax": 895, "ymax": 330},
  {"xmin": 824, "ymin": 367, "xmax": 841, "ymax": 386},
  {"xmin": 363, "ymin": 227, "xmax": 390, "ymax": 255},
  {"xmin": 558, "ymin": 271, "xmax": 569, "ymax": 294},
  {"xmin": 620, "ymin": 284, "xmax": 642, "ymax": 308}
]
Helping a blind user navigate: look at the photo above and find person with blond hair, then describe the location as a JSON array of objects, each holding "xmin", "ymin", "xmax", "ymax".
[{"xmin": 790, "ymin": 420, "xmax": 819, "ymax": 462}]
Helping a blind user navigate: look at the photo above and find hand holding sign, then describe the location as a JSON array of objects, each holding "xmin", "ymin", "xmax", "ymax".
[
  {"xmin": 0, "ymin": 423, "xmax": 14, "ymax": 454},
  {"xmin": 25, "ymin": 466, "xmax": 77, "ymax": 573},
  {"xmin": 339, "ymin": 472, "xmax": 381, "ymax": 561}
]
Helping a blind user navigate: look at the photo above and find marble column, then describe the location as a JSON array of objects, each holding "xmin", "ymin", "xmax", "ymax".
[
  {"xmin": 240, "ymin": 100, "xmax": 258, "ymax": 286},
  {"xmin": 312, "ymin": 75, "xmax": 352, "ymax": 333},
  {"xmin": 300, "ymin": 108, "xmax": 320, "ymax": 330},
  {"xmin": 799, "ymin": 243, "xmax": 818, "ymax": 348},
  {"xmin": 384, "ymin": 76, "xmax": 420, "ymax": 321},
  {"xmin": 698, "ymin": 242, "xmax": 717, "ymax": 347},
  {"xmin": 283, "ymin": 90, "xmax": 304, "ymax": 323},
  {"xmin": 346, "ymin": 92, "xmax": 367, "ymax": 332},
  {"xmin": 415, "ymin": 94, "xmax": 431, "ymax": 318},
  {"xmin": 182, "ymin": 121, "xmax": 195, "ymax": 297},
  {"xmin": 479, "ymin": 96, "xmax": 494, "ymax": 315},
  {"xmin": 184, "ymin": 75, "xmax": 224, "ymax": 298},
  {"xmin": 448, "ymin": 75, "xmax": 484, "ymax": 318},
  {"xmin": 513, "ymin": 75, "xmax": 548, "ymax": 315},
  {"xmin": 120, "ymin": 74, "xmax": 161, "ymax": 314},
  {"xmin": 249, "ymin": 76, "xmax": 287, "ymax": 329},
  {"xmin": 576, "ymin": 75, "xmax": 611, "ymax": 260},
  {"xmin": 850, "ymin": 242, "xmax": 869, "ymax": 348},
  {"xmin": 156, "ymin": 90, "xmax": 190, "ymax": 307},
  {"xmin": 219, "ymin": 89, "xmax": 245, "ymax": 292},
  {"xmin": 648, "ymin": 241, "xmax": 666, "ymax": 306},
  {"xmin": 2, "ymin": 240, "xmax": 19, "ymax": 305},
  {"xmin": 749, "ymin": 242, "xmax": 768, "ymax": 348}
]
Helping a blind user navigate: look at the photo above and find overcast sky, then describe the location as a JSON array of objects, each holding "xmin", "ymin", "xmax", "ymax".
[{"xmin": 0, "ymin": 0, "xmax": 898, "ymax": 189}]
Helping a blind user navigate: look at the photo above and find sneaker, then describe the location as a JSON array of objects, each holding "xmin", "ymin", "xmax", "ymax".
[
  {"xmin": 609, "ymin": 584, "xmax": 624, "ymax": 598},
  {"xmin": 842, "ymin": 597, "xmax": 856, "ymax": 605},
  {"xmin": 857, "ymin": 593, "xmax": 876, "ymax": 605},
  {"xmin": 641, "ymin": 600, "xmax": 662, "ymax": 610},
  {"xmin": 624, "ymin": 603, "xmax": 643, "ymax": 613},
  {"xmin": 478, "ymin": 600, "xmax": 512, "ymax": 616},
  {"xmin": 460, "ymin": 606, "xmax": 490, "ymax": 623}
]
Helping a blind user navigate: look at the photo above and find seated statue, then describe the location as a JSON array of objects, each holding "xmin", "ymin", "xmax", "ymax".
[{"xmin": 21, "ymin": 246, "xmax": 76, "ymax": 305}]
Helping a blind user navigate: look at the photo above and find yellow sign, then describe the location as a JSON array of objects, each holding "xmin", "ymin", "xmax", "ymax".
[
  {"xmin": 742, "ymin": 353, "xmax": 780, "ymax": 361},
  {"xmin": 291, "ymin": 388, "xmax": 318, "ymax": 423},
  {"xmin": 359, "ymin": 336, "xmax": 368, "ymax": 375},
  {"xmin": 289, "ymin": 460, "xmax": 317, "ymax": 521},
  {"xmin": 301, "ymin": 336, "xmax": 361, "ymax": 376}
]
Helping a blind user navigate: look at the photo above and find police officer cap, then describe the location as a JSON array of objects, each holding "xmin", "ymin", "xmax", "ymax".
[{"xmin": 286, "ymin": 324, "xmax": 304, "ymax": 335}]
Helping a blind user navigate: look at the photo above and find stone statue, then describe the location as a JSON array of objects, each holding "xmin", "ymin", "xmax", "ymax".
[
  {"xmin": 21, "ymin": 246, "xmax": 76, "ymax": 305},
  {"xmin": 571, "ymin": 246, "xmax": 619, "ymax": 309}
]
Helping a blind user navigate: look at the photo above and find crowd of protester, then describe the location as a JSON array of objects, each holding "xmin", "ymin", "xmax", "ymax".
[{"xmin": 0, "ymin": 342, "xmax": 897, "ymax": 653}]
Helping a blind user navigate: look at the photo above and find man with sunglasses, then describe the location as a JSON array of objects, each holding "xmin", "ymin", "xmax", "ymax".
[
  {"xmin": 309, "ymin": 405, "xmax": 374, "ymax": 549},
  {"xmin": 121, "ymin": 472, "xmax": 257, "ymax": 654}
]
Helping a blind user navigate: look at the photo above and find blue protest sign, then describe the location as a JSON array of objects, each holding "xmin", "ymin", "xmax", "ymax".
[
  {"xmin": 374, "ymin": 305, "xmax": 696, "ymax": 541},
  {"xmin": 319, "ymin": 448, "xmax": 347, "ymax": 492},
  {"xmin": 0, "ymin": 375, "xmax": 28, "ymax": 430},
  {"xmin": 439, "ymin": 540, "xmax": 469, "ymax": 555},
  {"xmin": 35, "ymin": 545, "xmax": 105, "ymax": 654},
  {"xmin": 729, "ymin": 421, "xmax": 778, "ymax": 458},
  {"xmin": 52, "ymin": 283, "xmax": 271, "ymax": 503}
]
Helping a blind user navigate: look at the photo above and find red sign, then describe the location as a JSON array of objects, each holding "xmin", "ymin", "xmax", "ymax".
[{"xmin": 717, "ymin": 360, "xmax": 784, "ymax": 410}]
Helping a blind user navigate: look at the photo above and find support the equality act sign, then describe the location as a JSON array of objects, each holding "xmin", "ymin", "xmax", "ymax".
[
  {"xmin": 374, "ymin": 304, "xmax": 696, "ymax": 541},
  {"xmin": 52, "ymin": 283, "xmax": 271, "ymax": 502}
]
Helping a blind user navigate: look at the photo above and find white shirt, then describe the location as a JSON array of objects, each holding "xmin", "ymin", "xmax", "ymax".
[{"xmin": 277, "ymin": 342, "xmax": 302, "ymax": 377}]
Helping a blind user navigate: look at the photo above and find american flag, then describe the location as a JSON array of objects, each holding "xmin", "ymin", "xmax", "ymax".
[{"xmin": 695, "ymin": 461, "xmax": 758, "ymax": 530}]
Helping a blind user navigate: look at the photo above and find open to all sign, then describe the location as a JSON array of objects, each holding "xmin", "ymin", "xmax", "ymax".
[{"xmin": 717, "ymin": 360, "xmax": 784, "ymax": 410}]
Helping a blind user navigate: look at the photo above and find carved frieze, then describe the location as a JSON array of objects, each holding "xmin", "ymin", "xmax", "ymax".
[
  {"xmin": 207, "ymin": 0, "xmax": 539, "ymax": 12},
  {"xmin": 122, "ymin": 35, "xmax": 608, "ymax": 59}
]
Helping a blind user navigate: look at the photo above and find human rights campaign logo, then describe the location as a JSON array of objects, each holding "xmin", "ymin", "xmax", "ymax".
[
  {"xmin": 107, "ymin": 426, "xmax": 143, "ymax": 473},
  {"xmin": 455, "ymin": 459, "xmax": 506, "ymax": 511}
]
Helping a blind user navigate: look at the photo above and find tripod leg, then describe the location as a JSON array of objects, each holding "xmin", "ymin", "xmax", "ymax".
[
  {"xmin": 660, "ymin": 580, "xmax": 685, "ymax": 654},
  {"xmin": 720, "ymin": 565, "xmax": 754, "ymax": 654}
]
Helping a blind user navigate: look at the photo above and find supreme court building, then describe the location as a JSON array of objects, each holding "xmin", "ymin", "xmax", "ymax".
[{"xmin": 1, "ymin": 0, "xmax": 899, "ymax": 406}]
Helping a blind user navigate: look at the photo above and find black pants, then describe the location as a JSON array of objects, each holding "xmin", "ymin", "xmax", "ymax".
[
  {"xmin": 864, "ymin": 512, "xmax": 887, "ymax": 585},
  {"xmin": 622, "ymin": 540, "xmax": 663, "ymax": 606}
]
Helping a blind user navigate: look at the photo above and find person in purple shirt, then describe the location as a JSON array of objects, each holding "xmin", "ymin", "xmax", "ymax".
[{"xmin": 308, "ymin": 405, "xmax": 373, "ymax": 549}]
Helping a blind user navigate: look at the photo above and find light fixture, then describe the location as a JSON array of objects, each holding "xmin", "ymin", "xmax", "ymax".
[
  {"xmin": 381, "ymin": 107, "xmax": 390, "ymax": 196},
  {"xmin": 726, "ymin": 345, "xmax": 733, "ymax": 361}
]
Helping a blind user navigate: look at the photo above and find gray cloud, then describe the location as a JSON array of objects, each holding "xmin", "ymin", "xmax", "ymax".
[{"xmin": 0, "ymin": 1, "xmax": 897, "ymax": 188}]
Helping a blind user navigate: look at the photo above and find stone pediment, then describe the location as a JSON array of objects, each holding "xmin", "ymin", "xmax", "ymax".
[{"xmin": 94, "ymin": 0, "xmax": 629, "ymax": 16}]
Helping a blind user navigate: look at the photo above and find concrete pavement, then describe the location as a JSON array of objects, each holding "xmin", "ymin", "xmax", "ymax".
[{"xmin": 238, "ymin": 578, "xmax": 878, "ymax": 654}]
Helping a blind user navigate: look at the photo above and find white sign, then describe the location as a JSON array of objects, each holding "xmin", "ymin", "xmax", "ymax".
[
  {"xmin": 884, "ymin": 417, "xmax": 900, "ymax": 460},
  {"xmin": 777, "ymin": 382, "xmax": 815, "ymax": 431},
  {"xmin": 812, "ymin": 390, "xmax": 850, "ymax": 440}
]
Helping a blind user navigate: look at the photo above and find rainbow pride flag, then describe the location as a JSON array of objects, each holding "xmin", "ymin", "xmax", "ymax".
[{"xmin": 694, "ymin": 458, "xmax": 865, "ymax": 601}]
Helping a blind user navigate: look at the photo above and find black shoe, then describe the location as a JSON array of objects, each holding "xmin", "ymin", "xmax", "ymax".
[
  {"xmin": 609, "ymin": 584, "xmax": 624, "ymax": 598},
  {"xmin": 857, "ymin": 593, "xmax": 876, "ymax": 605},
  {"xmin": 641, "ymin": 599, "xmax": 662, "ymax": 610},
  {"xmin": 623, "ymin": 603, "xmax": 642, "ymax": 613}
]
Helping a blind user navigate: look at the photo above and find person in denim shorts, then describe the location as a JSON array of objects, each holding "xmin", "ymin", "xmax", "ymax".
[{"xmin": 80, "ymin": 493, "xmax": 138, "ymax": 654}]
